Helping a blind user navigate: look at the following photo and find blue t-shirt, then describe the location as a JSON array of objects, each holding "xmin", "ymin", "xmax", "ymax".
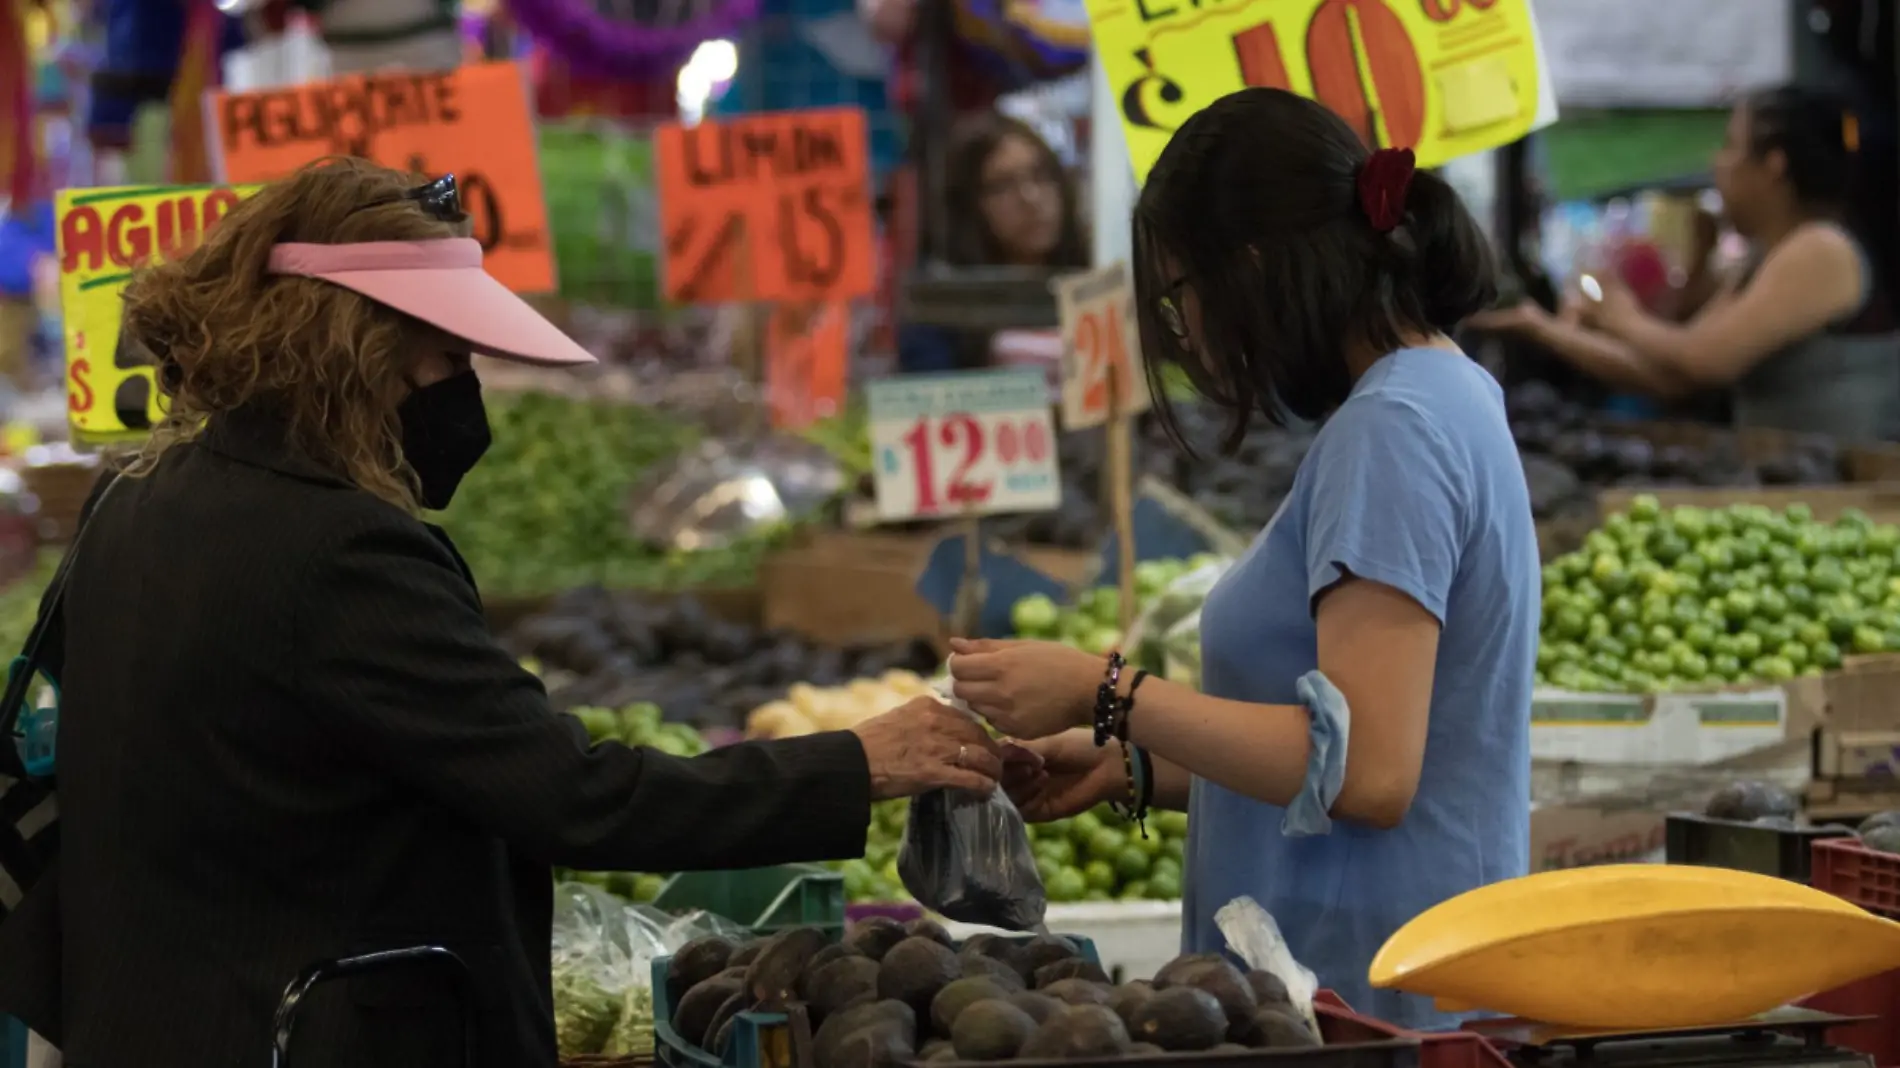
[{"xmin": 1181, "ymin": 347, "xmax": 1538, "ymax": 1030}]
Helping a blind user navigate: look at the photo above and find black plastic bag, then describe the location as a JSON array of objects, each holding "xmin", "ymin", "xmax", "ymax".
[{"xmin": 898, "ymin": 785, "xmax": 1047, "ymax": 931}]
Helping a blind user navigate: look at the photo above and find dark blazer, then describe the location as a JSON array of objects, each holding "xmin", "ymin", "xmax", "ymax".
[{"xmin": 0, "ymin": 405, "xmax": 873, "ymax": 1068}]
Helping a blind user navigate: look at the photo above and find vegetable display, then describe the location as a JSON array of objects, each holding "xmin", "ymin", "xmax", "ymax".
[
  {"xmin": 663, "ymin": 924, "xmax": 1315, "ymax": 1063},
  {"xmin": 1539, "ymin": 496, "xmax": 1900, "ymax": 693},
  {"xmin": 1010, "ymin": 555, "xmax": 1226, "ymax": 685}
]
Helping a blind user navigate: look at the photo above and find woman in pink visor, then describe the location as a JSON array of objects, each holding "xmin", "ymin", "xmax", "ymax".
[{"xmin": 0, "ymin": 159, "xmax": 998, "ymax": 1068}]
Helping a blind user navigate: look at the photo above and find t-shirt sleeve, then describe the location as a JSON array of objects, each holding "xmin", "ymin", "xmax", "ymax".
[{"xmin": 1302, "ymin": 397, "xmax": 1466, "ymax": 623}]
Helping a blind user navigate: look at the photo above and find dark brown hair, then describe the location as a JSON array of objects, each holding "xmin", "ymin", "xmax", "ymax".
[
  {"xmin": 1132, "ymin": 88, "xmax": 1495, "ymax": 451},
  {"xmin": 942, "ymin": 111, "xmax": 1088, "ymax": 269},
  {"xmin": 120, "ymin": 157, "xmax": 467, "ymax": 512}
]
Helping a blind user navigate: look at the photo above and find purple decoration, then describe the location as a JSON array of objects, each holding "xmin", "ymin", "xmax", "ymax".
[{"xmin": 503, "ymin": 0, "xmax": 758, "ymax": 79}]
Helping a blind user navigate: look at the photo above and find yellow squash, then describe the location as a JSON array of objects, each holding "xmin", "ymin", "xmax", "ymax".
[{"xmin": 1369, "ymin": 864, "xmax": 1900, "ymax": 1028}]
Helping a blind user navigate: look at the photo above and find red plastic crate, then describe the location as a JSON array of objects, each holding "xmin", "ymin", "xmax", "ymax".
[
  {"xmin": 1800, "ymin": 969, "xmax": 1900, "ymax": 1067},
  {"xmin": 1813, "ymin": 838, "xmax": 1900, "ymax": 918},
  {"xmin": 1316, "ymin": 991, "xmax": 1512, "ymax": 1068}
]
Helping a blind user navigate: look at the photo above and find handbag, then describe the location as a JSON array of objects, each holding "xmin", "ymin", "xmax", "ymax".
[{"xmin": 0, "ymin": 473, "xmax": 119, "ymax": 914}]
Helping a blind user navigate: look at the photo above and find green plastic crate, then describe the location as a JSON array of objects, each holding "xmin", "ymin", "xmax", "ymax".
[{"xmin": 653, "ymin": 864, "xmax": 845, "ymax": 939}]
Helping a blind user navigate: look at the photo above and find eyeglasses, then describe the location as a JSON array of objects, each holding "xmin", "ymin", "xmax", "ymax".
[{"xmin": 352, "ymin": 173, "xmax": 468, "ymax": 223}]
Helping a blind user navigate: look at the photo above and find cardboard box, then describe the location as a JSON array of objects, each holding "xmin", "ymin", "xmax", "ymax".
[
  {"xmin": 1810, "ymin": 655, "xmax": 1900, "ymax": 782},
  {"xmin": 759, "ymin": 531, "xmax": 950, "ymax": 647}
]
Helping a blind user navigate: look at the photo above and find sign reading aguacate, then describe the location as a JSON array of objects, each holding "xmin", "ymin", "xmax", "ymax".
[{"xmin": 1087, "ymin": 0, "xmax": 1559, "ymax": 182}]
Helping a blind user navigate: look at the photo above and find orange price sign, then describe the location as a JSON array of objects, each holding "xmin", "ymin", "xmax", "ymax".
[
  {"xmin": 1053, "ymin": 262, "xmax": 1151, "ymax": 431},
  {"xmin": 206, "ymin": 60, "xmax": 555, "ymax": 294},
  {"xmin": 765, "ymin": 302, "xmax": 850, "ymax": 431},
  {"xmin": 654, "ymin": 107, "xmax": 876, "ymax": 304}
]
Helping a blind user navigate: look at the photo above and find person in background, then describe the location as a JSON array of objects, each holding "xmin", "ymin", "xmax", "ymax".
[
  {"xmin": 1473, "ymin": 86, "xmax": 1900, "ymax": 441},
  {"xmin": 0, "ymin": 159, "xmax": 1001, "ymax": 1068},
  {"xmin": 947, "ymin": 88, "xmax": 1537, "ymax": 1029},
  {"xmin": 898, "ymin": 111, "xmax": 1088, "ymax": 372}
]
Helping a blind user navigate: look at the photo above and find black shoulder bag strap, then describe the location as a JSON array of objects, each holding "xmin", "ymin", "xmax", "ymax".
[{"xmin": 0, "ymin": 472, "xmax": 122, "ymax": 781}]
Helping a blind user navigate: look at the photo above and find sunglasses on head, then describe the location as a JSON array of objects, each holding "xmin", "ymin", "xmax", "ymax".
[{"xmin": 352, "ymin": 173, "xmax": 468, "ymax": 223}]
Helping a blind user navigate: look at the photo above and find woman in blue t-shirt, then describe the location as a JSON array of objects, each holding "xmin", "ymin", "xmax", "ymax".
[{"xmin": 947, "ymin": 89, "xmax": 1540, "ymax": 1029}]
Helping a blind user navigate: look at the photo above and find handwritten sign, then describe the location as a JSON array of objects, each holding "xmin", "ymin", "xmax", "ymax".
[
  {"xmin": 55, "ymin": 184, "xmax": 262, "ymax": 443},
  {"xmin": 868, "ymin": 369, "xmax": 1062, "ymax": 522},
  {"xmin": 655, "ymin": 107, "xmax": 876, "ymax": 304},
  {"xmin": 1053, "ymin": 262, "xmax": 1150, "ymax": 430},
  {"xmin": 206, "ymin": 60, "xmax": 555, "ymax": 293},
  {"xmin": 766, "ymin": 302, "xmax": 849, "ymax": 431},
  {"xmin": 1089, "ymin": 0, "xmax": 1557, "ymax": 182}
]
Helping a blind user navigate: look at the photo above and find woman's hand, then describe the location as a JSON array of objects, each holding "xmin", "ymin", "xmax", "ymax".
[
  {"xmin": 947, "ymin": 637, "xmax": 1103, "ymax": 740},
  {"xmin": 850, "ymin": 697, "xmax": 1003, "ymax": 800},
  {"xmin": 1002, "ymin": 730, "xmax": 1128, "ymax": 822}
]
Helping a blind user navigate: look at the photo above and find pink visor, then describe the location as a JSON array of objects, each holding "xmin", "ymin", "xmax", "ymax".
[{"xmin": 265, "ymin": 239, "xmax": 597, "ymax": 368}]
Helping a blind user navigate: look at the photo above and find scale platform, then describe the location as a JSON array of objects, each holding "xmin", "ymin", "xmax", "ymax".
[{"xmin": 1463, "ymin": 1007, "xmax": 1876, "ymax": 1068}]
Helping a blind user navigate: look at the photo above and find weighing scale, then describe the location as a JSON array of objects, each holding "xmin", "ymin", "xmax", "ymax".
[{"xmin": 1468, "ymin": 1008, "xmax": 1875, "ymax": 1068}]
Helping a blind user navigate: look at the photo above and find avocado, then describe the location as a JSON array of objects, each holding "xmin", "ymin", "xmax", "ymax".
[
  {"xmin": 959, "ymin": 933, "xmax": 1022, "ymax": 966},
  {"xmin": 672, "ymin": 974, "xmax": 743, "ymax": 1049},
  {"xmin": 666, "ymin": 936, "xmax": 735, "ymax": 1003},
  {"xmin": 1040, "ymin": 978, "xmax": 1113, "ymax": 1007},
  {"xmin": 803, "ymin": 942, "xmax": 861, "ymax": 979},
  {"xmin": 1017, "ymin": 934, "xmax": 1080, "ymax": 979},
  {"xmin": 1007, "ymin": 991, "xmax": 1063, "ymax": 1024},
  {"xmin": 1107, "ymin": 981, "xmax": 1154, "ymax": 1029},
  {"xmin": 1865, "ymin": 824, "xmax": 1900, "ymax": 855},
  {"xmin": 1246, "ymin": 969, "xmax": 1291, "ymax": 1007},
  {"xmin": 833, "ymin": 1021, "xmax": 914, "ymax": 1068},
  {"xmin": 1705, "ymin": 781, "xmax": 1796, "ymax": 822},
  {"xmin": 813, "ymin": 999, "xmax": 916, "ymax": 1066},
  {"xmin": 1129, "ymin": 1041, "xmax": 1166, "ymax": 1055},
  {"xmin": 930, "ymin": 977, "xmax": 1013, "ymax": 1037},
  {"xmin": 729, "ymin": 939, "xmax": 766, "ymax": 968},
  {"xmin": 1234, "ymin": 1006, "xmax": 1320, "ymax": 1048},
  {"xmin": 877, "ymin": 936, "xmax": 963, "ymax": 1016},
  {"xmin": 906, "ymin": 917, "xmax": 954, "ymax": 947},
  {"xmin": 1018, "ymin": 1004, "xmax": 1133, "ymax": 1058},
  {"xmin": 920, "ymin": 1038, "xmax": 952, "ymax": 1059},
  {"xmin": 950, "ymin": 998, "xmax": 1037, "ymax": 1061},
  {"xmin": 845, "ymin": 916, "xmax": 911, "ymax": 961},
  {"xmin": 1128, "ymin": 985, "xmax": 1227, "ymax": 1051},
  {"xmin": 1033, "ymin": 957, "xmax": 1111, "ymax": 988},
  {"xmin": 804, "ymin": 955, "xmax": 881, "ymax": 1023},
  {"xmin": 744, "ymin": 927, "xmax": 829, "ymax": 1006},
  {"xmin": 961, "ymin": 953, "xmax": 1027, "ymax": 993},
  {"xmin": 1154, "ymin": 952, "xmax": 1226, "ymax": 987},
  {"xmin": 1172, "ymin": 958, "xmax": 1258, "ymax": 1030},
  {"xmin": 1860, "ymin": 810, "xmax": 1900, "ymax": 836},
  {"xmin": 703, "ymin": 992, "xmax": 748, "ymax": 1054}
]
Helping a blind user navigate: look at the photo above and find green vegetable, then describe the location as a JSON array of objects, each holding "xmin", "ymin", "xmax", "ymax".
[{"xmin": 553, "ymin": 967, "xmax": 620, "ymax": 1056}]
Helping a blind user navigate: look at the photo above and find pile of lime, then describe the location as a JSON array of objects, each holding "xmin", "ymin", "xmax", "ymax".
[
  {"xmin": 1540, "ymin": 495, "xmax": 1900, "ymax": 694},
  {"xmin": 1009, "ymin": 555, "xmax": 1223, "ymax": 655},
  {"xmin": 832, "ymin": 800, "xmax": 1190, "ymax": 904}
]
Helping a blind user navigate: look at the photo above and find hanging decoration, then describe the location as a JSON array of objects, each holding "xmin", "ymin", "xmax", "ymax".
[
  {"xmin": 502, "ymin": 0, "xmax": 758, "ymax": 80},
  {"xmin": 952, "ymin": 0, "xmax": 1088, "ymax": 87}
]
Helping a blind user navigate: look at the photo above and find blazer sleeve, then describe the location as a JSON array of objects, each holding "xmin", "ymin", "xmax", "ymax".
[
  {"xmin": 33, "ymin": 464, "xmax": 123, "ymax": 687},
  {"xmin": 293, "ymin": 515, "xmax": 873, "ymax": 872}
]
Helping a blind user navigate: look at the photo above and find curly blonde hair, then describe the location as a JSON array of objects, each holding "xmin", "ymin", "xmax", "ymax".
[{"xmin": 120, "ymin": 157, "xmax": 469, "ymax": 512}]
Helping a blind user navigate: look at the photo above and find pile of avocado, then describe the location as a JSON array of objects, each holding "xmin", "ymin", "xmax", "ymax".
[
  {"xmin": 664, "ymin": 918, "xmax": 1316, "ymax": 1064},
  {"xmin": 1857, "ymin": 811, "xmax": 1900, "ymax": 855}
]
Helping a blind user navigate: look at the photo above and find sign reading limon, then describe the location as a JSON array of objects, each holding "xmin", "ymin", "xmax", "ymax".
[
  {"xmin": 1088, "ymin": 0, "xmax": 1557, "ymax": 183},
  {"xmin": 56, "ymin": 184, "xmax": 262, "ymax": 443}
]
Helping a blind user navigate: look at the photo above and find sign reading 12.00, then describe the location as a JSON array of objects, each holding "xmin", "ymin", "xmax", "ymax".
[{"xmin": 867, "ymin": 369, "xmax": 1063, "ymax": 522}]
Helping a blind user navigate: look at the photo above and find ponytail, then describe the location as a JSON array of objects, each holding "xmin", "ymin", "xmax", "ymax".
[{"xmin": 1404, "ymin": 168, "xmax": 1498, "ymax": 331}]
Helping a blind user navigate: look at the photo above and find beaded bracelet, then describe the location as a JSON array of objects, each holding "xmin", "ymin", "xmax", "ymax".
[{"xmin": 1092, "ymin": 652, "xmax": 1126, "ymax": 747}]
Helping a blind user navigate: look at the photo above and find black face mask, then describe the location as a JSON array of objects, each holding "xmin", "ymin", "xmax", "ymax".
[{"xmin": 398, "ymin": 371, "xmax": 491, "ymax": 510}]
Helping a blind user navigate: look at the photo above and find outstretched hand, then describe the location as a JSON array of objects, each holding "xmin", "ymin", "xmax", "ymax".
[
  {"xmin": 850, "ymin": 696, "xmax": 1003, "ymax": 800},
  {"xmin": 947, "ymin": 637, "xmax": 1104, "ymax": 741},
  {"xmin": 1001, "ymin": 730, "xmax": 1126, "ymax": 823}
]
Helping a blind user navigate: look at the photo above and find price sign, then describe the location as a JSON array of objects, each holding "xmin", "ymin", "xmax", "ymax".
[
  {"xmin": 868, "ymin": 369, "xmax": 1063, "ymax": 522},
  {"xmin": 654, "ymin": 107, "xmax": 876, "ymax": 304},
  {"xmin": 208, "ymin": 60, "xmax": 555, "ymax": 293},
  {"xmin": 1053, "ymin": 262, "xmax": 1150, "ymax": 430},
  {"xmin": 1088, "ymin": 0, "xmax": 1557, "ymax": 183},
  {"xmin": 55, "ymin": 183, "xmax": 262, "ymax": 443},
  {"xmin": 766, "ymin": 302, "xmax": 849, "ymax": 431}
]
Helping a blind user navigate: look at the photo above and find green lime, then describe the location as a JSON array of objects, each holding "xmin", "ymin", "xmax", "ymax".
[
  {"xmin": 1711, "ymin": 653, "xmax": 1743, "ymax": 679},
  {"xmin": 1037, "ymin": 838, "xmax": 1076, "ymax": 868},
  {"xmin": 1047, "ymin": 867, "xmax": 1088, "ymax": 902},
  {"xmin": 1733, "ymin": 631, "xmax": 1764, "ymax": 660},
  {"xmin": 1147, "ymin": 867, "xmax": 1183, "ymax": 900},
  {"xmin": 1725, "ymin": 589, "xmax": 1760, "ymax": 619},
  {"xmin": 1785, "ymin": 584, "xmax": 1816, "ymax": 614},
  {"xmin": 1088, "ymin": 827, "xmax": 1129, "ymax": 862},
  {"xmin": 1778, "ymin": 641, "xmax": 1810, "ymax": 669},
  {"xmin": 1756, "ymin": 587, "xmax": 1791, "ymax": 620},
  {"xmin": 1120, "ymin": 880, "xmax": 1150, "ymax": 901},
  {"xmin": 1854, "ymin": 625, "xmax": 1889, "ymax": 655},
  {"xmin": 1645, "ymin": 624, "xmax": 1678, "ymax": 652},
  {"xmin": 1114, "ymin": 845, "xmax": 1152, "ymax": 882},
  {"xmin": 1628, "ymin": 495, "xmax": 1662, "ymax": 522},
  {"xmin": 1812, "ymin": 639, "xmax": 1844, "ymax": 670},
  {"xmin": 1083, "ymin": 860, "xmax": 1117, "ymax": 893},
  {"xmin": 1152, "ymin": 810, "xmax": 1190, "ymax": 838},
  {"xmin": 1071, "ymin": 811, "xmax": 1104, "ymax": 842},
  {"xmin": 1161, "ymin": 838, "xmax": 1185, "ymax": 865}
]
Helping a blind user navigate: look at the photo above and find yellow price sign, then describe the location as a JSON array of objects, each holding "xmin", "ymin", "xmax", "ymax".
[
  {"xmin": 1088, "ymin": 0, "xmax": 1558, "ymax": 183},
  {"xmin": 55, "ymin": 184, "xmax": 261, "ymax": 444}
]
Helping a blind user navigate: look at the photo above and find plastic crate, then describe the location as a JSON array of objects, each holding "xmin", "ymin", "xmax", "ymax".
[
  {"xmin": 1666, "ymin": 813, "xmax": 1856, "ymax": 882},
  {"xmin": 1316, "ymin": 991, "xmax": 1510, "ymax": 1068},
  {"xmin": 1800, "ymin": 968, "xmax": 1900, "ymax": 1068},
  {"xmin": 652, "ymin": 865, "xmax": 845, "ymax": 940},
  {"xmin": 654, "ymin": 933, "xmax": 1103, "ymax": 1068},
  {"xmin": 1812, "ymin": 838, "xmax": 1900, "ymax": 918}
]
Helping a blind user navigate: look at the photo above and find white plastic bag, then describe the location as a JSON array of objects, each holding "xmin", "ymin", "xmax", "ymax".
[
  {"xmin": 1127, "ymin": 558, "xmax": 1229, "ymax": 674},
  {"xmin": 1216, "ymin": 896, "xmax": 1322, "ymax": 1040}
]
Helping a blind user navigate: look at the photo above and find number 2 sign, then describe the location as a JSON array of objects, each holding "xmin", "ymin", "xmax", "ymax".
[
  {"xmin": 1054, "ymin": 262, "xmax": 1151, "ymax": 431},
  {"xmin": 867, "ymin": 369, "xmax": 1063, "ymax": 522}
]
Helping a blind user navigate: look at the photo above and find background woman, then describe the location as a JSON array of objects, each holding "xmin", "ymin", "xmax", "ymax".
[
  {"xmin": 948, "ymin": 88, "xmax": 1538, "ymax": 1029},
  {"xmin": 897, "ymin": 111, "xmax": 1088, "ymax": 372},
  {"xmin": 1474, "ymin": 86, "xmax": 1900, "ymax": 440},
  {"xmin": 0, "ymin": 159, "xmax": 1000, "ymax": 1068}
]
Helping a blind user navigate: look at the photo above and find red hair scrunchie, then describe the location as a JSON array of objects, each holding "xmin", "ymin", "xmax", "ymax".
[{"xmin": 1356, "ymin": 147, "xmax": 1417, "ymax": 233}]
